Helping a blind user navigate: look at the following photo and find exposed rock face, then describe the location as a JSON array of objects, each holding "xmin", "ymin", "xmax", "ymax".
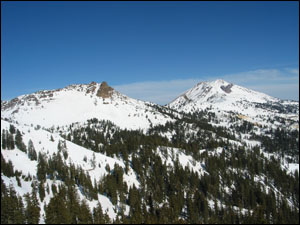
[
  {"xmin": 183, "ymin": 94, "xmax": 189, "ymax": 101},
  {"xmin": 96, "ymin": 82, "xmax": 114, "ymax": 98},
  {"xmin": 86, "ymin": 81, "xmax": 97, "ymax": 94},
  {"xmin": 1, "ymin": 95, "xmax": 41, "ymax": 111},
  {"xmin": 221, "ymin": 84, "xmax": 233, "ymax": 93}
]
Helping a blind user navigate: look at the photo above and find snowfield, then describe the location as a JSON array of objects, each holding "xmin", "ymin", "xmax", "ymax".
[
  {"xmin": 168, "ymin": 79, "xmax": 299, "ymax": 130},
  {"xmin": 1, "ymin": 82, "xmax": 174, "ymax": 130}
]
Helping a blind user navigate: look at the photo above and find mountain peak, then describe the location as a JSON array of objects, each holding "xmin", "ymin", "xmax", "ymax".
[
  {"xmin": 168, "ymin": 79, "xmax": 284, "ymax": 114},
  {"xmin": 1, "ymin": 80, "xmax": 175, "ymax": 130},
  {"xmin": 211, "ymin": 79, "xmax": 232, "ymax": 88},
  {"xmin": 214, "ymin": 79, "xmax": 227, "ymax": 84},
  {"xmin": 96, "ymin": 81, "xmax": 114, "ymax": 98}
]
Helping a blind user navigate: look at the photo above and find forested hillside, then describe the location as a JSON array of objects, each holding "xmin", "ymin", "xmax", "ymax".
[{"xmin": 1, "ymin": 109, "xmax": 299, "ymax": 224}]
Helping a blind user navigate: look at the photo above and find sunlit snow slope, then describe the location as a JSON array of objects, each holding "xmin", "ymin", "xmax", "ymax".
[
  {"xmin": 1, "ymin": 82, "xmax": 173, "ymax": 130},
  {"xmin": 1, "ymin": 119, "xmax": 142, "ymax": 222},
  {"xmin": 168, "ymin": 79, "xmax": 299, "ymax": 128}
]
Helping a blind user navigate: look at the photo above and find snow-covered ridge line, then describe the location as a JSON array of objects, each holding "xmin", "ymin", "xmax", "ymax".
[
  {"xmin": 1, "ymin": 81, "xmax": 175, "ymax": 131},
  {"xmin": 168, "ymin": 79, "xmax": 299, "ymax": 130}
]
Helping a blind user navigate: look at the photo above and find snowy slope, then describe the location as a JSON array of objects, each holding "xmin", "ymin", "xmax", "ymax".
[
  {"xmin": 1, "ymin": 119, "xmax": 139, "ymax": 221},
  {"xmin": 1, "ymin": 81, "xmax": 174, "ymax": 130},
  {"xmin": 168, "ymin": 79, "xmax": 299, "ymax": 128}
]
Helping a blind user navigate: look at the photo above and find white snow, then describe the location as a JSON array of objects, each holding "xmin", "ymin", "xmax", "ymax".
[
  {"xmin": 168, "ymin": 79, "xmax": 299, "ymax": 130},
  {"xmin": 1, "ymin": 119, "xmax": 140, "ymax": 221},
  {"xmin": 155, "ymin": 146, "xmax": 207, "ymax": 176},
  {"xmin": 1, "ymin": 82, "xmax": 174, "ymax": 131}
]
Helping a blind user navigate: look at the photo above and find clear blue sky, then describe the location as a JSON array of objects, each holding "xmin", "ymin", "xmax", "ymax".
[{"xmin": 1, "ymin": 1, "xmax": 299, "ymax": 103}]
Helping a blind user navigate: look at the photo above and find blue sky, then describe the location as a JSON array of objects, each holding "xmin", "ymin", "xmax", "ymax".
[{"xmin": 1, "ymin": 1, "xmax": 299, "ymax": 104}]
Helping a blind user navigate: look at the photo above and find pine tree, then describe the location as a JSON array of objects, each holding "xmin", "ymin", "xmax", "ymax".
[
  {"xmin": 37, "ymin": 152, "xmax": 47, "ymax": 181},
  {"xmin": 1, "ymin": 182, "xmax": 25, "ymax": 224},
  {"xmin": 1, "ymin": 154, "xmax": 15, "ymax": 177},
  {"xmin": 24, "ymin": 189, "xmax": 40, "ymax": 224},
  {"xmin": 2, "ymin": 130, "xmax": 7, "ymax": 149},
  {"xmin": 45, "ymin": 189, "xmax": 71, "ymax": 224},
  {"xmin": 93, "ymin": 202, "xmax": 105, "ymax": 224},
  {"xmin": 66, "ymin": 185, "xmax": 81, "ymax": 224},
  {"xmin": 51, "ymin": 183, "xmax": 57, "ymax": 195},
  {"xmin": 9, "ymin": 124, "xmax": 16, "ymax": 134},
  {"xmin": 28, "ymin": 139, "xmax": 37, "ymax": 161},
  {"xmin": 15, "ymin": 129, "xmax": 27, "ymax": 153},
  {"xmin": 15, "ymin": 195, "xmax": 25, "ymax": 224},
  {"xmin": 7, "ymin": 132, "xmax": 15, "ymax": 150},
  {"xmin": 38, "ymin": 182, "xmax": 45, "ymax": 202},
  {"xmin": 78, "ymin": 199, "xmax": 93, "ymax": 224},
  {"xmin": 1, "ymin": 180, "xmax": 9, "ymax": 223}
]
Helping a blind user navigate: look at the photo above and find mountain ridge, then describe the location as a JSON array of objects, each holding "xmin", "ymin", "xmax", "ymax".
[
  {"xmin": 167, "ymin": 79, "xmax": 299, "ymax": 130},
  {"xmin": 1, "ymin": 81, "xmax": 175, "ymax": 130},
  {"xmin": 2, "ymin": 79, "xmax": 298, "ymax": 131},
  {"xmin": 1, "ymin": 79, "xmax": 299, "ymax": 224}
]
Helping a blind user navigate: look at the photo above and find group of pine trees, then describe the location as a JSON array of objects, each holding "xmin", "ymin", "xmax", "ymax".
[
  {"xmin": 45, "ymin": 184, "xmax": 110, "ymax": 224},
  {"xmin": 1, "ymin": 178, "xmax": 40, "ymax": 224},
  {"xmin": 1, "ymin": 111, "xmax": 299, "ymax": 223},
  {"xmin": 2, "ymin": 124, "xmax": 37, "ymax": 159}
]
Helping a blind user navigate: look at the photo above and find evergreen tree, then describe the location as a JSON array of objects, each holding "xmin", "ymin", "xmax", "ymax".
[
  {"xmin": 38, "ymin": 182, "xmax": 46, "ymax": 202},
  {"xmin": 37, "ymin": 152, "xmax": 47, "ymax": 181},
  {"xmin": 45, "ymin": 189, "xmax": 71, "ymax": 224},
  {"xmin": 78, "ymin": 199, "xmax": 93, "ymax": 224},
  {"xmin": 28, "ymin": 139, "xmax": 37, "ymax": 161},
  {"xmin": 1, "ymin": 182, "xmax": 25, "ymax": 224},
  {"xmin": 7, "ymin": 132, "xmax": 15, "ymax": 150},
  {"xmin": 66, "ymin": 185, "xmax": 81, "ymax": 224},
  {"xmin": 15, "ymin": 129, "xmax": 27, "ymax": 153},
  {"xmin": 1, "ymin": 153, "xmax": 15, "ymax": 177},
  {"xmin": 24, "ymin": 189, "xmax": 40, "ymax": 224},
  {"xmin": 93, "ymin": 202, "xmax": 105, "ymax": 224},
  {"xmin": 9, "ymin": 124, "xmax": 16, "ymax": 134},
  {"xmin": 2, "ymin": 130, "xmax": 7, "ymax": 150}
]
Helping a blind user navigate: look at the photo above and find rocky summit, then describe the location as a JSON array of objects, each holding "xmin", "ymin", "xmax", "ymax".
[{"xmin": 96, "ymin": 81, "xmax": 114, "ymax": 99}]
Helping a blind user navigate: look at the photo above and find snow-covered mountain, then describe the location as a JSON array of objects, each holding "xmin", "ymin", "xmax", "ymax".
[
  {"xmin": 168, "ymin": 79, "xmax": 299, "ymax": 129},
  {"xmin": 1, "ymin": 81, "xmax": 174, "ymax": 130},
  {"xmin": 1, "ymin": 80, "xmax": 299, "ymax": 224}
]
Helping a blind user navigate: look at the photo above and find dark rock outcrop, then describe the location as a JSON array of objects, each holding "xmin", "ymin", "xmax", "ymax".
[
  {"xmin": 96, "ymin": 82, "xmax": 114, "ymax": 98},
  {"xmin": 221, "ymin": 84, "xmax": 233, "ymax": 93},
  {"xmin": 86, "ymin": 81, "xmax": 97, "ymax": 94}
]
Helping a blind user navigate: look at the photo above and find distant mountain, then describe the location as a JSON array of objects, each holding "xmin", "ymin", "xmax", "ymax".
[
  {"xmin": 1, "ymin": 80, "xmax": 299, "ymax": 224},
  {"xmin": 1, "ymin": 81, "xmax": 175, "ymax": 130},
  {"xmin": 168, "ymin": 79, "xmax": 299, "ymax": 129}
]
